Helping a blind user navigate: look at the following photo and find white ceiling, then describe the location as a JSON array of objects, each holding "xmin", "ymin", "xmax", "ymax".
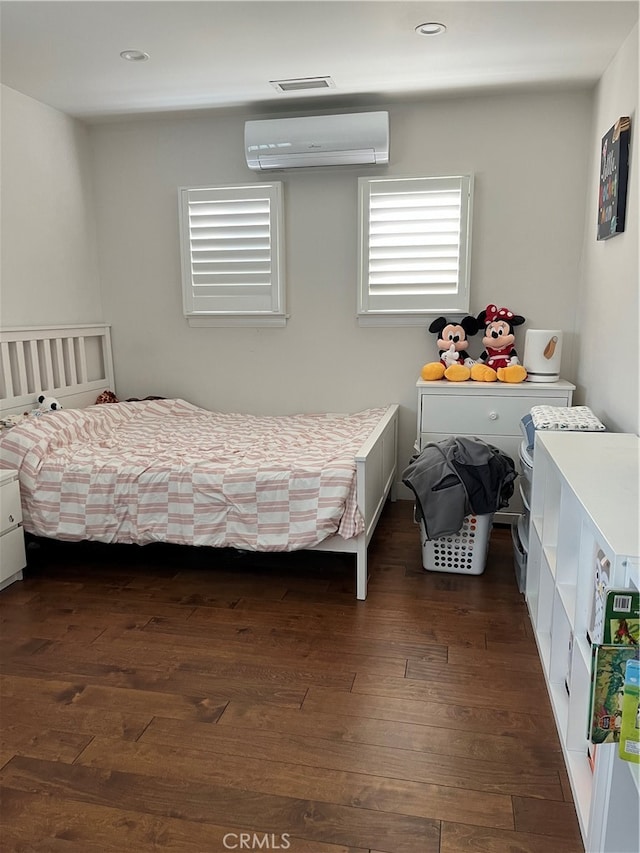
[{"xmin": 1, "ymin": 1, "xmax": 638, "ymax": 121}]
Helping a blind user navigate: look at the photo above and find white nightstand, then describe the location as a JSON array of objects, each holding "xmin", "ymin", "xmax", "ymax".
[
  {"xmin": 0, "ymin": 468, "xmax": 26, "ymax": 590},
  {"xmin": 416, "ymin": 378, "xmax": 575, "ymax": 522}
]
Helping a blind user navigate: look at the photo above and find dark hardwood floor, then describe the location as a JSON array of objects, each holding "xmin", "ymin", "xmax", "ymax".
[{"xmin": 0, "ymin": 500, "xmax": 583, "ymax": 853}]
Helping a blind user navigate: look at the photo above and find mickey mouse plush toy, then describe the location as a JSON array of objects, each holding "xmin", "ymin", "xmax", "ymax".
[
  {"xmin": 470, "ymin": 304, "xmax": 527, "ymax": 383},
  {"xmin": 420, "ymin": 315, "xmax": 479, "ymax": 382}
]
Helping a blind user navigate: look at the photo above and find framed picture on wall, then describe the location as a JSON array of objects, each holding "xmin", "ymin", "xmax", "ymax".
[{"xmin": 597, "ymin": 116, "xmax": 631, "ymax": 240}]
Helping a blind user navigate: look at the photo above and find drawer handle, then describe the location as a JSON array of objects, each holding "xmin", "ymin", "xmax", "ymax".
[
  {"xmin": 8, "ymin": 514, "xmax": 15, "ymax": 523},
  {"xmin": 488, "ymin": 412, "xmax": 499, "ymax": 421}
]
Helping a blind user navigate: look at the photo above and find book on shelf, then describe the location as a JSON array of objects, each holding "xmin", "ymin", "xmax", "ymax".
[
  {"xmin": 602, "ymin": 589, "xmax": 639, "ymax": 645},
  {"xmin": 588, "ymin": 644, "xmax": 640, "ymax": 744},
  {"xmin": 587, "ymin": 642, "xmax": 598, "ymax": 738},
  {"xmin": 587, "ymin": 548, "xmax": 611, "ymax": 645},
  {"xmin": 619, "ymin": 658, "xmax": 640, "ymax": 763}
]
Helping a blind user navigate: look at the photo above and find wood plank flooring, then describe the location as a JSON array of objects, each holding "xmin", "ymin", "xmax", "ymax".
[{"xmin": 0, "ymin": 501, "xmax": 583, "ymax": 853}]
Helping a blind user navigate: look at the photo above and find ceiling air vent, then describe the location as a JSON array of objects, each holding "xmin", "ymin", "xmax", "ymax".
[{"xmin": 270, "ymin": 76, "xmax": 335, "ymax": 93}]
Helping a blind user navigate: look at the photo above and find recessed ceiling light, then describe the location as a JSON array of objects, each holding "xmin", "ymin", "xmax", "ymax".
[
  {"xmin": 119, "ymin": 49, "xmax": 149, "ymax": 62},
  {"xmin": 415, "ymin": 22, "xmax": 447, "ymax": 36}
]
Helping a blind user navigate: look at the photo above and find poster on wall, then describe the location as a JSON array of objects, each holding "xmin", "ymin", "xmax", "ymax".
[{"xmin": 597, "ymin": 116, "xmax": 631, "ymax": 240}]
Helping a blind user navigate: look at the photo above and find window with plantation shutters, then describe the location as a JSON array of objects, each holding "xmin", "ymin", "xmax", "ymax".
[
  {"xmin": 179, "ymin": 182, "xmax": 286, "ymax": 327},
  {"xmin": 357, "ymin": 175, "xmax": 473, "ymax": 325}
]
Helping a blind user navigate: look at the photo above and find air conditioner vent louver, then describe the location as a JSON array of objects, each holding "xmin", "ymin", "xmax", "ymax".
[{"xmin": 245, "ymin": 111, "xmax": 389, "ymax": 171}]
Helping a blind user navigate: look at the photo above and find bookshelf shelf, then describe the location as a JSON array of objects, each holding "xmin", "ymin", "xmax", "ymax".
[
  {"xmin": 575, "ymin": 633, "xmax": 592, "ymax": 676},
  {"xmin": 557, "ymin": 582, "xmax": 577, "ymax": 625},
  {"xmin": 532, "ymin": 514, "xmax": 543, "ymax": 542},
  {"xmin": 525, "ymin": 431, "xmax": 639, "ymax": 853},
  {"xmin": 543, "ymin": 543, "xmax": 557, "ymax": 577},
  {"xmin": 536, "ymin": 630, "xmax": 552, "ymax": 677},
  {"xmin": 549, "ymin": 679, "xmax": 570, "ymax": 735},
  {"xmin": 566, "ymin": 748, "xmax": 594, "ymax": 842}
]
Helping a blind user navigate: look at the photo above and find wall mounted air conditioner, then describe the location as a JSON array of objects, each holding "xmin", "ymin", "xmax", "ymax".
[{"xmin": 245, "ymin": 111, "xmax": 389, "ymax": 171}]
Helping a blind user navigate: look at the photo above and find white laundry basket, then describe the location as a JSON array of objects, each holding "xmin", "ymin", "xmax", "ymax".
[{"xmin": 420, "ymin": 513, "xmax": 493, "ymax": 575}]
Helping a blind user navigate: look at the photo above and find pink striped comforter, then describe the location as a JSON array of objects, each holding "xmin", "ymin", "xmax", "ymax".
[{"xmin": 0, "ymin": 399, "xmax": 387, "ymax": 550}]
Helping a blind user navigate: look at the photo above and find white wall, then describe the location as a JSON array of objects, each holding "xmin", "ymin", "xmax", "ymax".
[
  {"xmin": 90, "ymin": 89, "xmax": 593, "ymax": 467},
  {"xmin": 0, "ymin": 86, "xmax": 103, "ymax": 325},
  {"xmin": 575, "ymin": 24, "xmax": 639, "ymax": 435}
]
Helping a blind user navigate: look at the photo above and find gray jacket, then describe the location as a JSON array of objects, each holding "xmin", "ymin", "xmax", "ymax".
[{"xmin": 402, "ymin": 436, "xmax": 516, "ymax": 540}]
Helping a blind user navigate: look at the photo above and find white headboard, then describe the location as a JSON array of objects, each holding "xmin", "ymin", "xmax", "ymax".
[{"xmin": 0, "ymin": 324, "xmax": 115, "ymax": 415}]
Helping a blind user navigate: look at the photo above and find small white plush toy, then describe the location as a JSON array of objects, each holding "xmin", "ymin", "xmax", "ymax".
[{"xmin": 35, "ymin": 394, "xmax": 63, "ymax": 412}]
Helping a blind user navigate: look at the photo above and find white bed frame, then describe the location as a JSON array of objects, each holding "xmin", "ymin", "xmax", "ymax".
[
  {"xmin": 0, "ymin": 324, "xmax": 116, "ymax": 414},
  {"xmin": 0, "ymin": 324, "xmax": 398, "ymax": 599}
]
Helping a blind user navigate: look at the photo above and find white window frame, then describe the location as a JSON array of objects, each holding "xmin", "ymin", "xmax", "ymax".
[
  {"xmin": 179, "ymin": 182, "xmax": 286, "ymax": 327},
  {"xmin": 357, "ymin": 174, "xmax": 473, "ymax": 326}
]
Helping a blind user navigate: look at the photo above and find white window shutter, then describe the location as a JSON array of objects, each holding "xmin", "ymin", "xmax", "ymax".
[
  {"xmin": 358, "ymin": 175, "xmax": 473, "ymax": 324},
  {"xmin": 179, "ymin": 183, "xmax": 286, "ymax": 327}
]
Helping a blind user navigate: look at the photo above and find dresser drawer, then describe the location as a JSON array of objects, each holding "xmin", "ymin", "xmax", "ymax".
[
  {"xmin": 420, "ymin": 393, "xmax": 553, "ymax": 437},
  {"xmin": 0, "ymin": 479, "xmax": 22, "ymax": 536},
  {"xmin": 0, "ymin": 526, "xmax": 26, "ymax": 582}
]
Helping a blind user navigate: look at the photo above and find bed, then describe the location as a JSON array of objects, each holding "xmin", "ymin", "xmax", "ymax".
[{"xmin": 0, "ymin": 325, "xmax": 398, "ymax": 599}]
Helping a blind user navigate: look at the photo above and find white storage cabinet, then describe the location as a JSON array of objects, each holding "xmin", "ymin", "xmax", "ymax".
[
  {"xmin": 416, "ymin": 379, "xmax": 575, "ymax": 522},
  {"xmin": 526, "ymin": 431, "xmax": 639, "ymax": 853},
  {"xmin": 0, "ymin": 468, "xmax": 26, "ymax": 590}
]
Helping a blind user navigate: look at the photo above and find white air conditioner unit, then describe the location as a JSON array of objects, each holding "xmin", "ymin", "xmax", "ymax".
[{"xmin": 245, "ymin": 111, "xmax": 389, "ymax": 171}]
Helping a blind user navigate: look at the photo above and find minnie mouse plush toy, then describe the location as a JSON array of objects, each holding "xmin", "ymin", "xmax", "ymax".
[{"xmin": 470, "ymin": 304, "xmax": 527, "ymax": 383}]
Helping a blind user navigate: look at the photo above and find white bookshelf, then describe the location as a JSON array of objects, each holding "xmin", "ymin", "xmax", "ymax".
[{"xmin": 526, "ymin": 431, "xmax": 639, "ymax": 853}]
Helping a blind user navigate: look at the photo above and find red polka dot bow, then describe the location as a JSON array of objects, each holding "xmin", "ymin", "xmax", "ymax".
[{"xmin": 484, "ymin": 304, "xmax": 514, "ymax": 324}]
